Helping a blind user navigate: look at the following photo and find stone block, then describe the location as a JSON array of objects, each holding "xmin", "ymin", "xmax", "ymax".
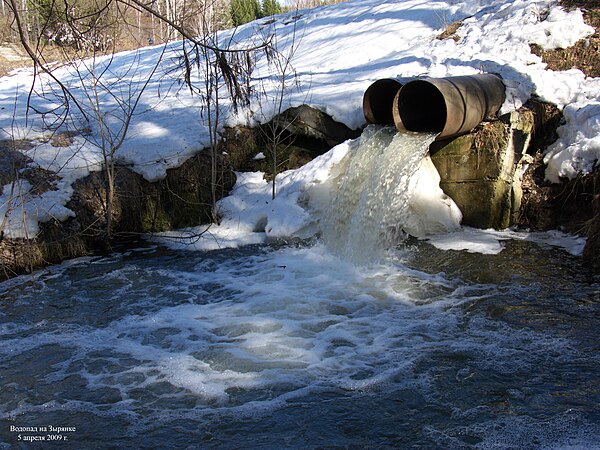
[
  {"xmin": 429, "ymin": 110, "xmax": 534, "ymax": 229},
  {"xmin": 440, "ymin": 179, "xmax": 513, "ymax": 229}
]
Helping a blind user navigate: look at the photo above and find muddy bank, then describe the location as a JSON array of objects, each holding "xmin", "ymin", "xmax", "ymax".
[{"xmin": 1, "ymin": 103, "xmax": 599, "ymax": 278}]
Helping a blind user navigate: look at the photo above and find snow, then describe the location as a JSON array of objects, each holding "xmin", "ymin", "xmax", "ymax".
[
  {"xmin": 404, "ymin": 155, "xmax": 463, "ymax": 237},
  {"xmin": 0, "ymin": 136, "xmax": 103, "ymax": 238},
  {"xmin": 155, "ymin": 139, "xmax": 350, "ymax": 251},
  {"xmin": 544, "ymin": 100, "xmax": 600, "ymax": 182},
  {"xmin": 0, "ymin": 0, "xmax": 598, "ymax": 250},
  {"xmin": 426, "ymin": 227, "xmax": 587, "ymax": 256}
]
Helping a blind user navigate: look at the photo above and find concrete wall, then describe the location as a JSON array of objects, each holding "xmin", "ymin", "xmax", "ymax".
[{"xmin": 429, "ymin": 111, "xmax": 534, "ymax": 229}]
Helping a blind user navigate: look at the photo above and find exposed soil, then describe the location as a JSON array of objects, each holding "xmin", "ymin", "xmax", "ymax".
[
  {"xmin": 522, "ymin": 2, "xmax": 600, "ymax": 271},
  {"xmin": 530, "ymin": 2, "xmax": 600, "ymax": 77}
]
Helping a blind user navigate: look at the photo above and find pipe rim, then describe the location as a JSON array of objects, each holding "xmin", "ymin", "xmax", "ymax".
[
  {"xmin": 393, "ymin": 79, "xmax": 447, "ymax": 134},
  {"xmin": 363, "ymin": 79, "xmax": 403, "ymax": 125}
]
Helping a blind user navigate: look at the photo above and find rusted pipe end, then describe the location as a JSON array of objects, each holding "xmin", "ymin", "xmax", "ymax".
[
  {"xmin": 362, "ymin": 78, "xmax": 403, "ymax": 125},
  {"xmin": 392, "ymin": 80, "xmax": 446, "ymax": 133},
  {"xmin": 393, "ymin": 74, "xmax": 505, "ymax": 139}
]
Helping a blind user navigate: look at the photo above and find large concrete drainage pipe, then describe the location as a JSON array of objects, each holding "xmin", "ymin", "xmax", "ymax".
[
  {"xmin": 362, "ymin": 78, "xmax": 404, "ymax": 125},
  {"xmin": 392, "ymin": 74, "xmax": 505, "ymax": 140}
]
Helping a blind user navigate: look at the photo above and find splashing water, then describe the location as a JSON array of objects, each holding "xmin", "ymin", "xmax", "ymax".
[
  {"xmin": 1, "ymin": 129, "xmax": 599, "ymax": 449},
  {"xmin": 321, "ymin": 126, "xmax": 439, "ymax": 261}
]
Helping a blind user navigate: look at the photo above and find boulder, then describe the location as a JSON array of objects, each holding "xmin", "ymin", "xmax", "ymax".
[{"xmin": 273, "ymin": 105, "xmax": 360, "ymax": 147}]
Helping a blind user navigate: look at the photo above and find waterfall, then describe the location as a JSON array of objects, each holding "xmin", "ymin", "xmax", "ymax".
[{"xmin": 321, "ymin": 125, "xmax": 460, "ymax": 261}]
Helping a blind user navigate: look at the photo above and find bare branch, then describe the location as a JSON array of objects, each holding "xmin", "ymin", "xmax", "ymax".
[
  {"xmin": 6, "ymin": 0, "xmax": 90, "ymax": 121},
  {"xmin": 119, "ymin": 0, "xmax": 272, "ymax": 53}
]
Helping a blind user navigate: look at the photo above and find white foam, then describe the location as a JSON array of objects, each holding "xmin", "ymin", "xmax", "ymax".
[
  {"xmin": 428, "ymin": 410, "xmax": 600, "ymax": 450},
  {"xmin": 0, "ymin": 242, "xmax": 581, "ymax": 420},
  {"xmin": 321, "ymin": 127, "xmax": 461, "ymax": 261}
]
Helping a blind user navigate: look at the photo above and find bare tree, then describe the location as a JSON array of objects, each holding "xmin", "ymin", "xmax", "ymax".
[
  {"xmin": 2, "ymin": 0, "xmax": 274, "ymax": 249},
  {"xmin": 1, "ymin": 1, "xmax": 162, "ymax": 237},
  {"xmin": 76, "ymin": 48, "xmax": 168, "ymax": 236},
  {"xmin": 256, "ymin": 12, "xmax": 304, "ymax": 199},
  {"xmin": 174, "ymin": 0, "xmax": 259, "ymax": 223}
]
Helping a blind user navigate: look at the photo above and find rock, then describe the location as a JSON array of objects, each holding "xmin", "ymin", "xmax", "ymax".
[
  {"xmin": 67, "ymin": 151, "xmax": 236, "ymax": 236},
  {"xmin": 0, "ymin": 149, "xmax": 236, "ymax": 277},
  {"xmin": 221, "ymin": 105, "xmax": 359, "ymax": 176},
  {"xmin": 584, "ymin": 192, "xmax": 600, "ymax": 271},
  {"xmin": 270, "ymin": 105, "xmax": 360, "ymax": 148}
]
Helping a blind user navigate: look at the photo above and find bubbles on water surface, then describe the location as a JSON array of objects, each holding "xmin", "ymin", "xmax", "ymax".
[{"xmin": 0, "ymin": 238, "xmax": 599, "ymax": 447}]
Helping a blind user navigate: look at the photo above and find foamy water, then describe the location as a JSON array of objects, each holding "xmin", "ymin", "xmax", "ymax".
[
  {"xmin": 321, "ymin": 126, "xmax": 460, "ymax": 261},
  {"xmin": 1, "ymin": 240, "xmax": 599, "ymax": 448},
  {"xmin": 1, "ymin": 128, "xmax": 598, "ymax": 448}
]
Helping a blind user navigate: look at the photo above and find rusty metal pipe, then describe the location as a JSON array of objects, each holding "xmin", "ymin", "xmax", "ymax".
[
  {"xmin": 392, "ymin": 74, "xmax": 505, "ymax": 140},
  {"xmin": 362, "ymin": 78, "xmax": 404, "ymax": 125}
]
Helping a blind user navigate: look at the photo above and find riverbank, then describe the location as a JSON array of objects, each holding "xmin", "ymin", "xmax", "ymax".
[{"xmin": 1, "ymin": 0, "xmax": 600, "ymax": 277}]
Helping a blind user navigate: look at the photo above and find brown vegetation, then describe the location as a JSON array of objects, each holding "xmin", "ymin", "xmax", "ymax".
[
  {"xmin": 520, "ymin": 2, "xmax": 600, "ymax": 271},
  {"xmin": 530, "ymin": 1, "xmax": 600, "ymax": 77},
  {"xmin": 436, "ymin": 21, "xmax": 462, "ymax": 41}
]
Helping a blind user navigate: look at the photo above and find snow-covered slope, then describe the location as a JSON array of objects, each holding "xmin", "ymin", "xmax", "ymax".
[{"xmin": 0, "ymin": 0, "xmax": 597, "ymax": 239}]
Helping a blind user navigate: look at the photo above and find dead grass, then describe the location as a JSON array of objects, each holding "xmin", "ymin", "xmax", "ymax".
[
  {"xmin": 473, "ymin": 120, "xmax": 507, "ymax": 156},
  {"xmin": 0, "ymin": 57, "xmax": 30, "ymax": 77},
  {"xmin": 531, "ymin": 2, "xmax": 600, "ymax": 77},
  {"xmin": 437, "ymin": 21, "xmax": 463, "ymax": 41}
]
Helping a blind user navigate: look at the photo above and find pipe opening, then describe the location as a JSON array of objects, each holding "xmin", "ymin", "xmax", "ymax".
[
  {"xmin": 395, "ymin": 80, "xmax": 446, "ymax": 133},
  {"xmin": 363, "ymin": 79, "xmax": 403, "ymax": 125}
]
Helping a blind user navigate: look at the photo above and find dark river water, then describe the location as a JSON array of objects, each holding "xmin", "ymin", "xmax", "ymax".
[{"xmin": 1, "ymin": 237, "xmax": 599, "ymax": 449}]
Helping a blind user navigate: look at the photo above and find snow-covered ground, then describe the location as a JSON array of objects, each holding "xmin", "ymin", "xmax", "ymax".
[{"xmin": 0, "ymin": 0, "xmax": 598, "ymax": 251}]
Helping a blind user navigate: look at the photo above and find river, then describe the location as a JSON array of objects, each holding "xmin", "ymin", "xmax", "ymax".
[
  {"xmin": 1, "ymin": 127, "xmax": 600, "ymax": 448},
  {"xmin": 0, "ymin": 237, "xmax": 599, "ymax": 448}
]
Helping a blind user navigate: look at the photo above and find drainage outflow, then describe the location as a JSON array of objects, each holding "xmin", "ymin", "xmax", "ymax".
[
  {"xmin": 362, "ymin": 78, "xmax": 404, "ymax": 125},
  {"xmin": 363, "ymin": 73, "xmax": 505, "ymax": 140}
]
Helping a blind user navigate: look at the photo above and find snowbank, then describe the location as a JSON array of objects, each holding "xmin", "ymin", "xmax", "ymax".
[{"xmin": 0, "ymin": 0, "xmax": 598, "ymax": 239}]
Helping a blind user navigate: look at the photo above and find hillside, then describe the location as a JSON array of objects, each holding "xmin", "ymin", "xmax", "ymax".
[{"xmin": 0, "ymin": 0, "xmax": 599, "ymax": 272}]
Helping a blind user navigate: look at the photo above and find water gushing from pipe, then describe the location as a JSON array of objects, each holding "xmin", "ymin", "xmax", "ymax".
[{"xmin": 321, "ymin": 126, "xmax": 438, "ymax": 262}]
